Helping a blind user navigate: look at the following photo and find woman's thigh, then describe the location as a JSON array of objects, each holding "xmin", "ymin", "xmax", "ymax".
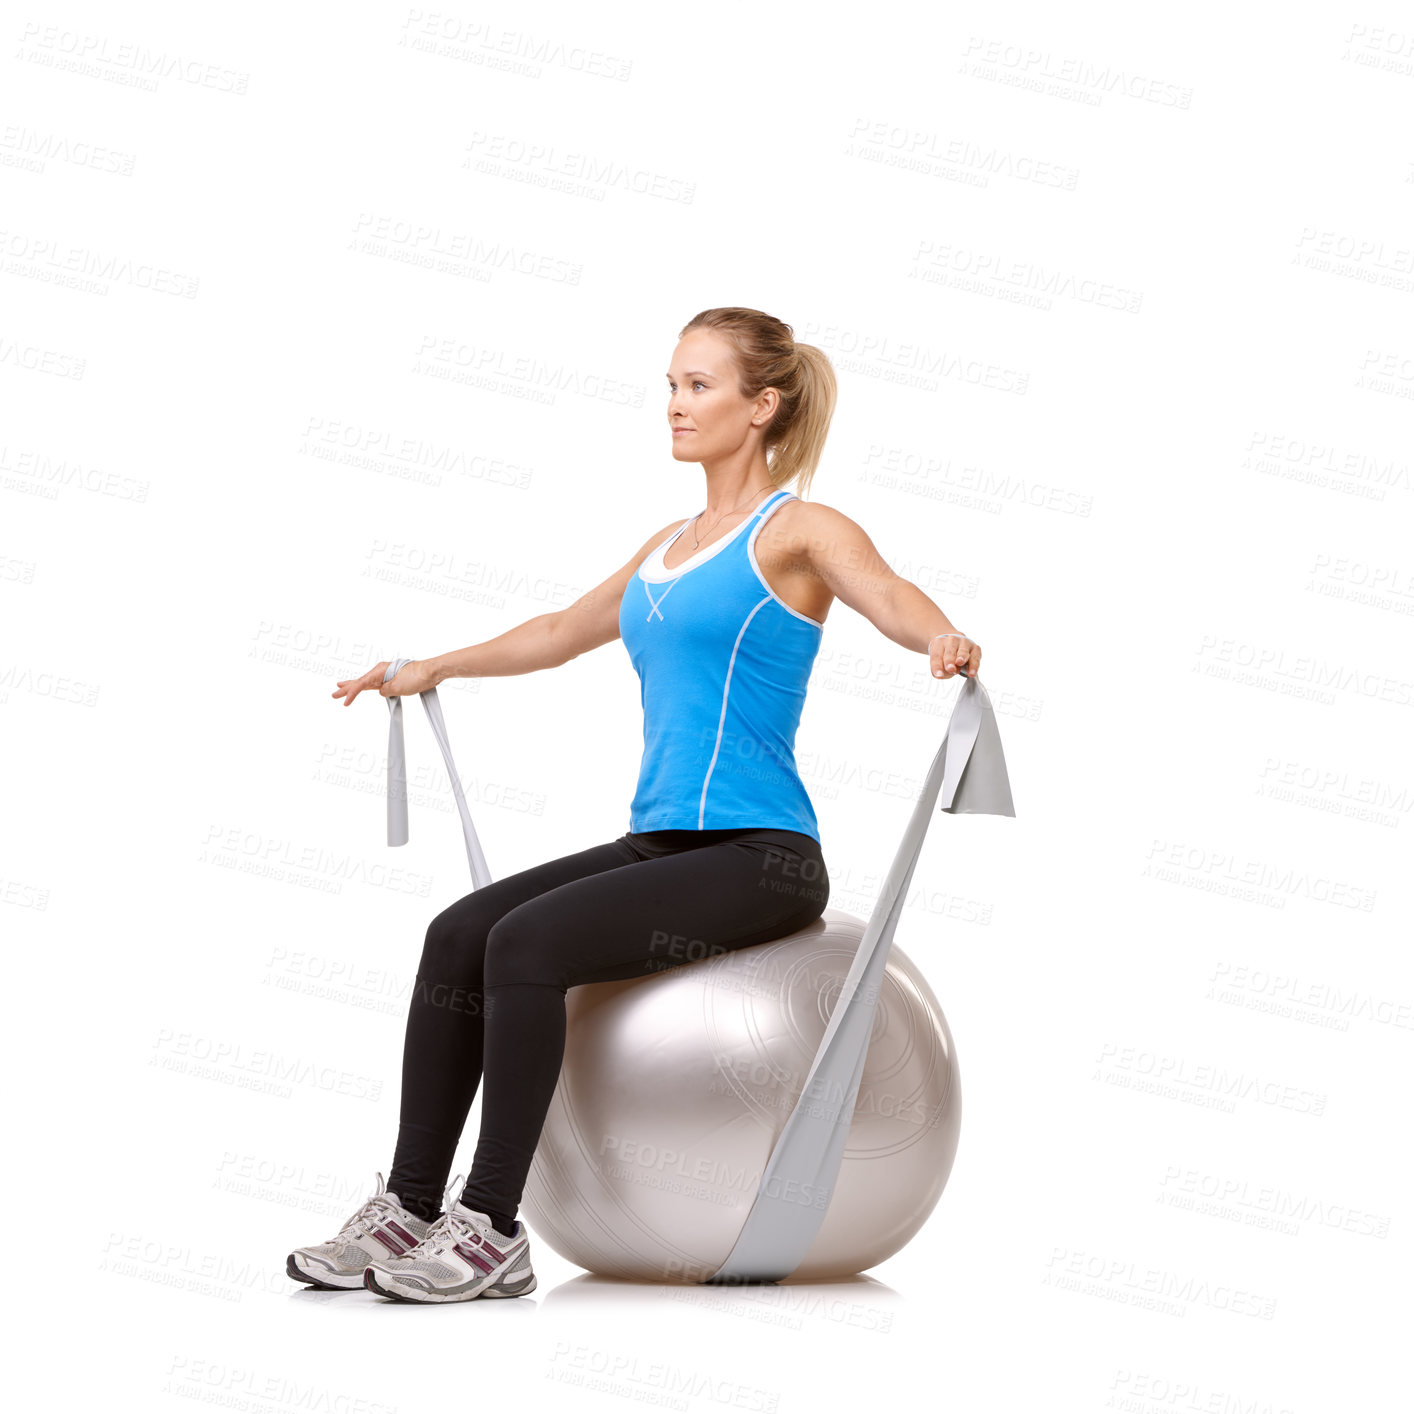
[
  {"xmin": 417, "ymin": 836, "xmax": 638, "ymax": 984},
  {"xmin": 483, "ymin": 837, "xmax": 831, "ymax": 990}
]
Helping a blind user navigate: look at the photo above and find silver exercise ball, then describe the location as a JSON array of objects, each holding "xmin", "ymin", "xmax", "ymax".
[{"xmin": 519, "ymin": 906, "xmax": 962, "ymax": 1283}]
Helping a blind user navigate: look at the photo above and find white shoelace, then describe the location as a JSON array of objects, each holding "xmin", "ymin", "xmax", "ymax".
[
  {"xmin": 334, "ymin": 1191, "xmax": 406, "ymax": 1245},
  {"xmin": 408, "ymin": 1172, "xmax": 488, "ymax": 1259},
  {"xmin": 388, "ymin": 1171, "xmax": 475, "ymax": 1258}
]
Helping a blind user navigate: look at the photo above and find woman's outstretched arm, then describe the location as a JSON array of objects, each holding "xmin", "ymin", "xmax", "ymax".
[
  {"xmin": 333, "ymin": 518, "xmax": 690, "ymax": 705},
  {"xmin": 431, "ymin": 516, "xmax": 689, "ymax": 681},
  {"xmin": 800, "ymin": 504, "xmax": 982, "ymax": 680}
]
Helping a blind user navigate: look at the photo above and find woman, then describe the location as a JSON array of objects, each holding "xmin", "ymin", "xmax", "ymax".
[{"xmin": 287, "ymin": 306, "xmax": 981, "ymax": 1304}]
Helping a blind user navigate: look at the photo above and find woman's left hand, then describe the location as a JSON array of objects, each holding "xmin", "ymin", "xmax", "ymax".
[
  {"xmin": 931, "ymin": 633, "xmax": 981, "ymax": 680},
  {"xmin": 379, "ymin": 660, "xmax": 439, "ymax": 697}
]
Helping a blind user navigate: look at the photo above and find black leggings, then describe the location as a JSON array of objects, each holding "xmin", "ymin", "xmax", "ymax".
[{"xmin": 386, "ymin": 827, "xmax": 830, "ymax": 1226}]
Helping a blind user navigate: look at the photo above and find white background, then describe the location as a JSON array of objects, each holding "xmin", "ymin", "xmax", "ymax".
[{"xmin": 5, "ymin": 1, "xmax": 1410, "ymax": 1408}]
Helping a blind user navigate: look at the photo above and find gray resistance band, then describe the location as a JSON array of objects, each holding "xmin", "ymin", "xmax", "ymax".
[
  {"xmin": 382, "ymin": 659, "xmax": 491, "ymax": 889},
  {"xmin": 706, "ymin": 673, "xmax": 1014, "ymax": 1282},
  {"xmin": 379, "ymin": 659, "xmax": 1014, "ymax": 1283}
]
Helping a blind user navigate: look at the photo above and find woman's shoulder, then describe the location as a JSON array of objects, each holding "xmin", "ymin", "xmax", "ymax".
[
  {"xmin": 777, "ymin": 491, "xmax": 846, "ymax": 520},
  {"xmin": 766, "ymin": 496, "xmax": 887, "ymax": 578},
  {"xmin": 769, "ymin": 494, "xmax": 849, "ymax": 545}
]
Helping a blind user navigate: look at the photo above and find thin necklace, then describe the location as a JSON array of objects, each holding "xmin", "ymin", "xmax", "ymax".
[{"xmin": 691, "ymin": 484, "xmax": 775, "ymax": 549}]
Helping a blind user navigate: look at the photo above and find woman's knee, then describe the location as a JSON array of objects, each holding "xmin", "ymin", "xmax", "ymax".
[
  {"xmin": 418, "ymin": 896, "xmax": 495, "ymax": 984},
  {"xmin": 483, "ymin": 906, "xmax": 566, "ymax": 990}
]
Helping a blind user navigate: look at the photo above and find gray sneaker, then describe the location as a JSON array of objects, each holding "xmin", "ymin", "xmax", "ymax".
[
  {"xmin": 363, "ymin": 1178, "xmax": 536, "ymax": 1304},
  {"xmin": 287, "ymin": 1171, "xmax": 440, "ymax": 1290}
]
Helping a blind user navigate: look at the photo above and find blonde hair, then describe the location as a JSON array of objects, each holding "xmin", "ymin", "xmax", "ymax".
[{"xmin": 678, "ymin": 307, "xmax": 837, "ymax": 500}]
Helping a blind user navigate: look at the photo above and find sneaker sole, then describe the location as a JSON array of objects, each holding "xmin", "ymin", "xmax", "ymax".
[
  {"xmin": 363, "ymin": 1264, "xmax": 537, "ymax": 1303},
  {"xmin": 286, "ymin": 1253, "xmax": 367, "ymax": 1291}
]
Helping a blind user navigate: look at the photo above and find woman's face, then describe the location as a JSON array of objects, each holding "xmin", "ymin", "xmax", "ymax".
[{"xmin": 665, "ymin": 330, "xmax": 776, "ymax": 465}]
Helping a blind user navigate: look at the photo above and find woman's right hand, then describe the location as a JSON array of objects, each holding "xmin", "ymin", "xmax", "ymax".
[{"xmin": 332, "ymin": 661, "xmax": 393, "ymax": 707}]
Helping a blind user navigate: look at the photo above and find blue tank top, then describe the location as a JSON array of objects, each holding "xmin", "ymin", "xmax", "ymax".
[{"xmin": 618, "ymin": 488, "xmax": 823, "ymax": 840}]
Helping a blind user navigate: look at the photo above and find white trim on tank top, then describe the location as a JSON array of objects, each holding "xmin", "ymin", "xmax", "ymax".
[
  {"xmin": 638, "ymin": 489, "xmax": 788, "ymax": 583},
  {"xmin": 747, "ymin": 494, "xmax": 825, "ymax": 629}
]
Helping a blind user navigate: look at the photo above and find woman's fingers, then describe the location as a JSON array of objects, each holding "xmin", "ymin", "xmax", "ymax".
[
  {"xmin": 931, "ymin": 634, "xmax": 981, "ymax": 679},
  {"xmin": 333, "ymin": 661, "xmax": 390, "ymax": 705},
  {"xmin": 932, "ymin": 634, "xmax": 963, "ymax": 677}
]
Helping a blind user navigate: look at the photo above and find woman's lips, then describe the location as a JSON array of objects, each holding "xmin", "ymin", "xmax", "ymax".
[{"xmin": 672, "ymin": 428, "xmax": 694, "ymax": 436}]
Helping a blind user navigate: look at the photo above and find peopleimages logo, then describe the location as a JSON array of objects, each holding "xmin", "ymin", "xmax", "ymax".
[{"xmin": 959, "ymin": 36, "xmax": 1194, "ymax": 108}]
